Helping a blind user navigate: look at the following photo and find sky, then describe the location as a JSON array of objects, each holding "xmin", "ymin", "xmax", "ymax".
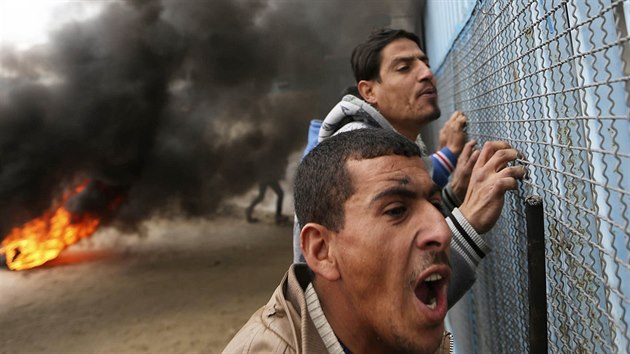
[{"xmin": 0, "ymin": 0, "xmax": 106, "ymax": 50}]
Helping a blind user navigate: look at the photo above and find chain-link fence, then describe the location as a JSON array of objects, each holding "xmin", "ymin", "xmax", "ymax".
[{"xmin": 431, "ymin": 1, "xmax": 630, "ymax": 352}]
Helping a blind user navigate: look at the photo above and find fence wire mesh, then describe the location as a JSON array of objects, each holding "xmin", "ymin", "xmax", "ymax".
[{"xmin": 433, "ymin": 0, "xmax": 630, "ymax": 353}]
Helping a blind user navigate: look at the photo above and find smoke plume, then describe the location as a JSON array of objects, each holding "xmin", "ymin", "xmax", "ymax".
[{"xmin": 0, "ymin": 0, "xmax": 407, "ymax": 236}]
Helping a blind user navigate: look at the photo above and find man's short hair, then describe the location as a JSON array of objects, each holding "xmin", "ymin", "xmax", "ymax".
[
  {"xmin": 351, "ymin": 28, "xmax": 421, "ymax": 83},
  {"xmin": 294, "ymin": 128, "xmax": 422, "ymax": 232}
]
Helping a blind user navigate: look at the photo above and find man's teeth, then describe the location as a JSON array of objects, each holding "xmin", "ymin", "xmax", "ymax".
[
  {"xmin": 427, "ymin": 297, "xmax": 437, "ymax": 310},
  {"xmin": 422, "ymin": 274, "xmax": 442, "ymax": 310},
  {"xmin": 425, "ymin": 274, "xmax": 442, "ymax": 282}
]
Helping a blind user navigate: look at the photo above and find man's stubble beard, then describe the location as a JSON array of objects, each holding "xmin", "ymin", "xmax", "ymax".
[
  {"xmin": 426, "ymin": 105, "xmax": 441, "ymax": 122},
  {"xmin": 390, "ymin": 328, "xmax": 443, "ymax": 354}
]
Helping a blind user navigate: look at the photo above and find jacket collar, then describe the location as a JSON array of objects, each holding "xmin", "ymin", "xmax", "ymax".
[{"xmin": 272, "ymin": 264, "xmax": 328, "ymax": 354}]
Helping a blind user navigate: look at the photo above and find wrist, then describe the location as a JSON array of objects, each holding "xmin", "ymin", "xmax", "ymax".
[
  {"xmin": 458, "ymin": 203, "xmax": 486, "ymax": 234},
  {"xmin": 446, "ymin": 144, "xmax": 463, "ymax": 156}
]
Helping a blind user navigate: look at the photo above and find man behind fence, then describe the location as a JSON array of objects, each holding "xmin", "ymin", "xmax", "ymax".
[{"xmin": 223, "ymin": 128, "xmax": 455, "ymax": 353}]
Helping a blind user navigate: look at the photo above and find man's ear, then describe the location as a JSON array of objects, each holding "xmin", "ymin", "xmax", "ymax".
[
  {"xmin": 301, "ymin": 223, "xmax": 340, "ymax": 281},
  {"xmin": 357, "ymin": 80, "xmax": 377, "ymax": 104}
]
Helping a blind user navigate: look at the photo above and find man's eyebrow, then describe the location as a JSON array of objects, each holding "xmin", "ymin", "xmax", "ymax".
[
  {"xmin": 370, "ymin": 177, "xmax": 416, "ymax": 204},
  {"xmin": 389, "ymin": 54, "xmax": 429, "ymax": 67},
  {"xmin": 370, "ymin": 187, "xmax": 417, "ymax": 205}
]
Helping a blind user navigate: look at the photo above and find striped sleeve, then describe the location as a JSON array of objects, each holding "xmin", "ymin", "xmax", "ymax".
[
  {"xmin": 446, "ymin": 208, "xmax": 490, "ymax": 270},
  {"xmin": 445, "ymin": 207, "xmax": 491, "ymax": 305},
  {"xmin": 430, "ymin": 147, "xmax": 457, "ymax": 188}
]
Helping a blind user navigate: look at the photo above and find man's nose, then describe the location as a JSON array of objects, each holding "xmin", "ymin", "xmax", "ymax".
[
  {"xmin": 416, "ymin": 61, "xmax": 434, "ymax": 82},
  {"xmin": 415, "ymin": 205, "xmax": 451, "ymax": 251}
]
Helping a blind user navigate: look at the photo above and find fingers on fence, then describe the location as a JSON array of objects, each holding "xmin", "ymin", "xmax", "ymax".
[{"xmin": 476, "ymin": 140, "xmax": 512, "ymax": 166}]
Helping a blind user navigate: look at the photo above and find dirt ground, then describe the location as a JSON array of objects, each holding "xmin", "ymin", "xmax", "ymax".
[{"xmin": 0, "ymin": 207, "xmax": 294, "ymax": 354}]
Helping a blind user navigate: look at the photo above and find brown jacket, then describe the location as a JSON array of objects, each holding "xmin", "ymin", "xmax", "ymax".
[{"xmin": 222, "ymin": 264, "xmax": 453, "ymax": 353}]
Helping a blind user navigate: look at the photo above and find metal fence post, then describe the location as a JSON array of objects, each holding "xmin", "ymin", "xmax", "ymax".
[{"xmin": 526, "ymin": 195, "xmax": 547, "ymax": 354}]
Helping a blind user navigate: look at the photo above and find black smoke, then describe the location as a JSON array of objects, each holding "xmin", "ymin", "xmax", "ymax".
[{"xmin": 0, "ymin": 0, "xmax": 403, "ymax": 236}]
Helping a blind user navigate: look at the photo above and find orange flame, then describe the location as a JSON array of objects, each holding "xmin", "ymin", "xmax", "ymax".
[{"xmin": 0, "ymin": 181, "xmax": 102, "ymax": 271}]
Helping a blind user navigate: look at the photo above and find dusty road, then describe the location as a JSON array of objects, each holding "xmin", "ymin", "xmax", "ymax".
[{"xmin": 0, "ymin": 210, "xmax": 293, "ymax": 353}]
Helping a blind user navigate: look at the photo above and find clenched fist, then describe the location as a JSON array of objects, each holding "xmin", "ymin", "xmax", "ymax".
[{"xmin": 439, "ymin": 111, "xmax": 468, "ymax": 155}]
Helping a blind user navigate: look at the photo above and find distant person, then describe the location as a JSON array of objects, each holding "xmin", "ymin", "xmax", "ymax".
[
  {"xmin": 245, "ymin": 179, "xmax": 288, "ymax": 224},
  {"xmin": 225, "ymin": 128, "xmax": 457, "ymax": 353}
]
